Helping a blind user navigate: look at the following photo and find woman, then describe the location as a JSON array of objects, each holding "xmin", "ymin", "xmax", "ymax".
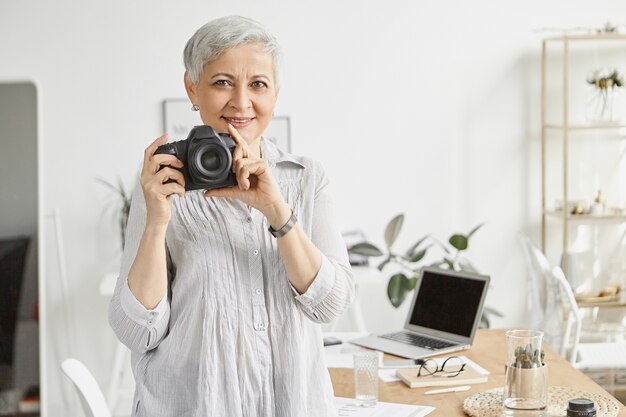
[{"xmin": 109, "ymin": 15, "xmax": 354, "ymax": 417}]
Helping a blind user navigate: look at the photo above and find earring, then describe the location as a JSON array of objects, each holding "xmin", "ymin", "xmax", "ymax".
[{"xmin": 191, "ymin": 104, "xmax": 200, "ymax": 111}]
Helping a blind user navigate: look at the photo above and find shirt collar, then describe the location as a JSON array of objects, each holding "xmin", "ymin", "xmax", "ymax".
[{"xmin": 260, "ymin": 137, "xmax": 305, "ymax": 169}]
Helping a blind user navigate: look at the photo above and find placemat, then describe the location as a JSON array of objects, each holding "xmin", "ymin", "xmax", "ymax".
[{"xmin": 463, "ymin": 386, "xmax": 620, "ymax": 417}]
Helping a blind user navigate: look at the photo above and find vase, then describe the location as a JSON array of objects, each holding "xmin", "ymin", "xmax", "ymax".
[
  {"xmin": 503, "ymin": 330, "xmax": 548, "ymax": 412},
  {"xmin": 585, "ymin": 87, "xmax": 622, "ymax": 123},
  {"xmin": 504, "ymin": 365, "xmax": 548, "ymax": 410}
]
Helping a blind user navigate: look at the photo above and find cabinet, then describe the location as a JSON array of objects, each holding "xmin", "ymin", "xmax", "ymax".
[{"xmin": 540, "ymin": 33, "xmax": 626, "ymax": 297}]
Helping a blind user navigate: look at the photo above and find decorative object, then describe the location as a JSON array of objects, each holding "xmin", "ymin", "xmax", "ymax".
[
  {"xmin": 503, "ymin": 330, "xmax": 547, "ymax": 413},
  {"xmin": 96, "ymin": 177, "xmax": 132, "ymax": 250},
  {"xmin": 586, "ymin": 69, "xmax": 624, "ymax": 122},
  {"xmin": 347, "ymin": 214, "xmax": 502, "ymax": 327},
  {"xmin": 463, "ymin": 386, "xmax": 619, "ymax": 417}
]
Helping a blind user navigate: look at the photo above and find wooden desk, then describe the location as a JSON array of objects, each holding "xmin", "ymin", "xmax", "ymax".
[{"xmin": 329, "ymin": 329, "xmax": 626, "ymax": 416}]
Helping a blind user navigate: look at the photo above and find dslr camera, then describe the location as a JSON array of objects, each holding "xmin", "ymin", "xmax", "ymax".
[{"xmin": 154, "ymin": 125, "xmax": 238, "ymax": 191}]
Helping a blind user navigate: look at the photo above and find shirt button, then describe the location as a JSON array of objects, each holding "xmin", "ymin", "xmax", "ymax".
[
  {"xmin": 247, "ymin": 217, "xmax": 252, "ymax": 223},
  {"xmin": 259, "ymin": 323, "xmax": 265, "ymax": 329},
  {"xmin": 147, "ymin": 319, "xmax": 154, "ymax": 325},
  {"xmin": 253, "ymin": 249, "xmax": 259, "ymax": 255},
  {"xmin": 255, "ymin": 288, "xmax": 262, "ymax": 295}
]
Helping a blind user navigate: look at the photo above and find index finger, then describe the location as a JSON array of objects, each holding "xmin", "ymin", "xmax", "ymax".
[
  {"xmin": 143, "ymin": 134, "xmax": 169, "ymax": 170},
  {"xmin": 227, "ymin": 124, "xmax": 249, "ymax": 156}
]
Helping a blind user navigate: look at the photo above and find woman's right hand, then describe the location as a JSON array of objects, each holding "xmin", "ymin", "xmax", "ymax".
[{"xmin": 140, "ymin": 134, "xmax": 186, "ymax": 228}]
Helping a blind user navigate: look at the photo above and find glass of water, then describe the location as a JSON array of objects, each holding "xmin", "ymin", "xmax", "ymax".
[{"xmin": 353, "ymin": 351, "xmax": 379, "ymax": 407}]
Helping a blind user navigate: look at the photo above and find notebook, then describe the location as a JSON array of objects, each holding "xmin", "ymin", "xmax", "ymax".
[
  {"xmin": 396, "ymin": 360, "xmax": 488, "ymax": 388},
  {"xmin": 349, "ymin": 267, "xmax": 490, "ymax": 359}
]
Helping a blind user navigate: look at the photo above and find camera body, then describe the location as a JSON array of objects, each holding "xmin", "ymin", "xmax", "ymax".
[{"xmin": 154, "ymin": 125, "xmax": 238, "ymax": 191}]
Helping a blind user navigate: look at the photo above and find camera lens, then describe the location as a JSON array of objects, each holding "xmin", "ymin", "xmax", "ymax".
[
  {"xmin": 191, "ymin": 142, "xmax": 231, "ymax": 179},
  {"xmin": 200, "ymin": 152, "xmax": 221, "ymax": 172}
]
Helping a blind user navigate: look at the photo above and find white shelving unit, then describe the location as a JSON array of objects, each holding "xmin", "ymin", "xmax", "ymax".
[{"xmin": 540, "ymin": 33, "xmax": 626, "ymax": 287}]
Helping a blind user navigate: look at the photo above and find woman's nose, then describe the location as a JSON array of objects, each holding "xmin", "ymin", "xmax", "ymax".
[{"xmin": 229, "ymin": 86, "xmax": 252, "ymax": 110}]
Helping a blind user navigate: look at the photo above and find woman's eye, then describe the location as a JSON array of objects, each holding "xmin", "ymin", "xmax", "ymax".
[
  {"xmin": 215, "ymin": 80, "xmax": 232, "ymax": 87},
  {"xmin": 250, "ymin": 81, "xmax": 267, "ymax": 89}
]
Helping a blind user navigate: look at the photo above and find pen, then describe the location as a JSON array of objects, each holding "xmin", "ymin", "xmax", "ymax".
[{"xmin": 424, "ymin": 385, "xmax": 471, "ymax": 395}]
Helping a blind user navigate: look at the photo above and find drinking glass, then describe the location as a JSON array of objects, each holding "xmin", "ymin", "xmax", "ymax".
[
  {"xmin": 353, "ymin": 351, "xmax": 379, "ymax": 407},
  {"xmin": 503, "ymin": 330, "xmax": 548, "ymax": 413}
]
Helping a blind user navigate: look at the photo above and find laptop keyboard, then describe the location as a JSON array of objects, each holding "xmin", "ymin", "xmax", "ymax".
[{"xmin": 380, "ymin": 331, "xmax": 455, "ymax": 350}]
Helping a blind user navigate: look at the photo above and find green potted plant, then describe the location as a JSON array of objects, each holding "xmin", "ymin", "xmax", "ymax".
[
  {"xmin": 348, "ymin": 213, "xmax": 502, "ymax": 327},
  {"xmin": 96, "ymin": 177, "xmax": 132, "ymax": 249}
]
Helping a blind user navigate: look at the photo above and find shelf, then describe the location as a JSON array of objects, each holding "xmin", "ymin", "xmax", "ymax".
[
  {"xmin": 544, "ymin": 210, "xmax": 626, "ymax": 222},
  {"xmin": 576, "ymin": 292, "xmax": 626, "ymax": 308},
  {"xmin": 544, "ymin": 33, "xmax": 626, "ymax": 42},
  {"xmin": 544, "ymin": 123, "xmax": 626, "ymax": 132}
]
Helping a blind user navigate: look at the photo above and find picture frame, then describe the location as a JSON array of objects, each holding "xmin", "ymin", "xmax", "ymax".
[
  {"xmin": 262, "ymin": 116, "xmax": 291, "ymax": 152},
  {"xmin": 162, "ymin": 98, "xmax": 292, "ymax": 152},
  {"xmin": 162, "ymin": 98, "xmax": 201, "ymax": 139}
]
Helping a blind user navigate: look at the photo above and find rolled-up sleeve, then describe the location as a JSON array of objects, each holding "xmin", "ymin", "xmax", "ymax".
[
  {"xmin": 293, "ymin": 163, "xmax": 355, "ymax": 323},
  {"xmin": 108, "ymin": 182, "xmax": 171, "ymax": 354}
]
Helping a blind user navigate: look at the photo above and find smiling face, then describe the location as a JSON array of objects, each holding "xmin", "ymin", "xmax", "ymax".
[{"xmin": 185, "ymin": 43, "xmax": 279, "ymax": 145}]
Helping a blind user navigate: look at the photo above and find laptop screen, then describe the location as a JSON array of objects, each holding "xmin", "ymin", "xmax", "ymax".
[{"xmin": 408, "ymin": 269, "xmax": 487, "ymax": 337}]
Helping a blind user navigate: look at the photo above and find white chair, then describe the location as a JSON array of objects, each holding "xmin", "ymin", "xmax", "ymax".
[
  {"xmin": 521, "ymin": 236, "xmax": 626, "ymax": 349},
  {"xmin": 551, "ymin": 267, "xmax": 626, "ymax": 365},
  {"xmin": 519, "ymin": 235, "xmax": 565, "ymax": 351},
  {"xmin": 551, "ymin": 266, "xmax": 626, "ymax": 393},
  {"xmin": 61, "ymin": 358, "xmax": 111, "ymax": 417}
]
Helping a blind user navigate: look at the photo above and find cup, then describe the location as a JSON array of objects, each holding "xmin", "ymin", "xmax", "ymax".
[
  {"xmin": 503, "ymin": 330, "xmax": 548, "ymax": 413},
  {"xmin": 353, "ymin": 351, "xmax": 379, "ymax": 407}
]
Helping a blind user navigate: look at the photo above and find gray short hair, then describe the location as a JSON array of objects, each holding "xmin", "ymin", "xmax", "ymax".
[{"xmin": 184, "ymin": 16, "xmax": 282, "ymax": 88}]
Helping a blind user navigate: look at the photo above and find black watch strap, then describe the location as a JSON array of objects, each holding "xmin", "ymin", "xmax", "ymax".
[{"xmin": 268, "ymin": 210, "xmax": 297, "ymax": 238}]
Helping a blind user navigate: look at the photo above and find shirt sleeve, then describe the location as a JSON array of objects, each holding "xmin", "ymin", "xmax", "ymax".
[
  {"xmin": 108, "ymin": 181, "xmax": 171, "ymax": 354},
  {"xmin": 292, "ymin": 163, "xmax": 355, "ymax": 323}
]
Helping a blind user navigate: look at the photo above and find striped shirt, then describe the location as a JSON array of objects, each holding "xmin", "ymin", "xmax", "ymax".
[{"xmin": 108, "ymin": 138, "xmax": 355, "ymax": 417}]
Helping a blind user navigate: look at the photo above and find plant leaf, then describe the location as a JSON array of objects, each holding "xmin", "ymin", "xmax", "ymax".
[
  {"xmin": 387, "ymin": 273, "xmax": 410, "ymax": 308},
  {"xmin": 384, "ymin": 214, "xmax": 404, "ymax": 249},
  {"xmin": 407, "ymin": 277, "xmax": 418, "ymax": 291},
  {"xmin": 457, "ymin": 257, "xmax": 478, "ymax": 272},
  {"xmin": 449, "ymin": 234, "xmax": 468, "ymax": 251},
  {"xmin": 377, "ymin": 256, "xmax": 391, "ymax": 271},
  {"xmin": 404, "ymin": 235, "xmax": 430, "ymax": 258},
  {"xmin": 407, "ymin": 246, "xmax": 429, "ymax": 263},
  {"xmin": 95, "ymin": 177, "xmax": 123, "ymax": 196},
  {"xmin": 431, "ymin": 237, "xmax": 451, "ymax": 254},
  {"xmin": 348, "ymin": 242, "xmax": 384, "ymax": 257},
  {"xmin": 467, "ymin": 222, "xmax": 484, "ymax": 239}
]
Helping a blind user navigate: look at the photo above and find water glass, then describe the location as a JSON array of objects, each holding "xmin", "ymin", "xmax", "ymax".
[
  {"xmin": 353, "ymin": 351, "xmax": 379, "ymax": 407},
  {"xmin": 503, "ymin": 330, "xmax": 548, "ymax": 413}
]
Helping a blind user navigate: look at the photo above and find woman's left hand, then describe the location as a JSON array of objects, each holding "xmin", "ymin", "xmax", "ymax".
[{"xmin": 204, "ymin": 124, "xmax": 286, "ymax": 216}]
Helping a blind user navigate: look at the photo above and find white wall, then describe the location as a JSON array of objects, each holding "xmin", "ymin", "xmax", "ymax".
[{"xmin": 2, "ymin": 0, "xmax": 626, "ymax": 415}]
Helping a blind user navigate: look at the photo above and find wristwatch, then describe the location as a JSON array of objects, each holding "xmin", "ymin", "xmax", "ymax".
[{"xmin": 268, "ymin": 210, "xmax": 297, "ymax": 238}]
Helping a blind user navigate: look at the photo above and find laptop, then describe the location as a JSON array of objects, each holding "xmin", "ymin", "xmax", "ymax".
[{"xmin": 349, "ymin": 267, "xmax": 490, "ymax": 359}]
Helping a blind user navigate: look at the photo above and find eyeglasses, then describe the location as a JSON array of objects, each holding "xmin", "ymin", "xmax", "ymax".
[{"xmin": 417, "ymin": 356, "xmax": 466, "ymax": 378}]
